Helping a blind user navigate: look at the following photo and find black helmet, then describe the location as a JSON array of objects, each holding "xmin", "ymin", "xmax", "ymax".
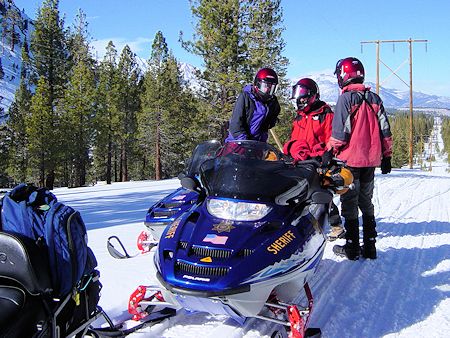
[
  {"xmin": 291, "ymin": 78, "xmax": 320, "ymax": 111},
  {"xmin": 253, "ymin": 67, "xmax": 278, "ymax": 101},
  {"xmin": 334, "ymin": 57, "xmax": 365, "ymax": 89}
]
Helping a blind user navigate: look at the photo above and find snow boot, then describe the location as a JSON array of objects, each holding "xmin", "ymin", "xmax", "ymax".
[
  {"xmin": 332, "ymin": 219, "xmax": 360, "ymax": 260},
  {"xmin": 361, "ymin": 215, "xmax": 377, "ymax": 259}
]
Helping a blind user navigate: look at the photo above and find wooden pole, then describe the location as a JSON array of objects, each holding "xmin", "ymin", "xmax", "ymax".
[{"xmin": 269, "ymin": 129, "xmax": 283, "ymax": 152}]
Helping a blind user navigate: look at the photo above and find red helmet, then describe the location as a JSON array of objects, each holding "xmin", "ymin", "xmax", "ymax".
[
  {"xmin": 334, "ymin": 57, "xmax": 365, "ymax": 89},
  {"xmin": 254, "ymin": 67, "xmax": 278, "ymax": 101},
  {"xmin": 291, "ymin": 78, "xmax": 320, "ymax": 111}
]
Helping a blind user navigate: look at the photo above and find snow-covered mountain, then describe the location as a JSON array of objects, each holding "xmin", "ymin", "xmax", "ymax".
[{"xmin": 0, "ymin": 0, "xmax": 34, "ymax": 118}]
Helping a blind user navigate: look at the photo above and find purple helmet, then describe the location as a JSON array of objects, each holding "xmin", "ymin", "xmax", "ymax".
[{"xmin": 334, "ymin": 57, "xmax": 365, "ymax": 89}]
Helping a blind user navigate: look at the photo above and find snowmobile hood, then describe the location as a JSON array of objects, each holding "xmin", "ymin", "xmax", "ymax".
[{"xmin": 156, "ymin": 200, "xmax": 322, "ymax": 294}]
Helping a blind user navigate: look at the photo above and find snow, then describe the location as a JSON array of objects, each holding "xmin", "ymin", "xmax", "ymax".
[{"xmin": 50, "ymin": 119, "xmax": 450, "ymax": 338}]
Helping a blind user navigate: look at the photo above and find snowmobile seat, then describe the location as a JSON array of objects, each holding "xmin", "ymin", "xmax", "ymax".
[
  {"xmin": 0, "ymin": 231, "xmax": 106, "ymax": 338},
  {"xmin": 0, "ymin": 231, "xmax": 52, "ymax": 294}
]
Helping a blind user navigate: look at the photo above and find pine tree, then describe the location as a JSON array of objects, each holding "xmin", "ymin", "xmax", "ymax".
[
  {"xmin": 3, "ymin": 37, "xmax": 34, "ymax": 184},
  {"xmin": 29, "ymin": 0, "xmax": 68, "ymax": 188},
  {"xmin": 116, "ymin": 45, "xmax": 141, "ymax": 181},
  {"xmin": 94, "ymin": 41, "xmax": 121, "ymax": 184},
  {"xmin": 390, "ymin": 114, "xmax": 410, "ymax": 168},
  {"xmin": 181, "ymin": 0, "xmax": 244, "ymax": 140},
  {"xmin": 60, "ymin": 9, "xmax": 96, "ymax": 187},
  {"xmin": 27, "ymin": 77, "xmax": 54, "ymax": 187},
  {"xmin": 4, "ymin": 2, "xmax": 20, "ymax": 51},
  {"xmin": 5, "ymin": 81, "xmax": 32, "ymax": 183},
  {"xmin": 139, "ymin": 31, "xmax": 169, "ymax": 180},
  {"xmin": 182, "ymin": 0, "xmax": 289, "ymax": 143},
  {"xmin": 0, "ymin": 100, "xmax": 9, "ymax": 186},
  {"xmin": 20, "ymin": 39, "xmax": 35, "ymax": 86},
  {"xmin": 139, "ymin": 31, "xmax": 200, "ymax": 179}
]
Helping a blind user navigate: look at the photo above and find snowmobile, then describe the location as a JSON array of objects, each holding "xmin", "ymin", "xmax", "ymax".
[{"xmin": 108, "ymin": 140, "xmax": 353, "ymax": 338}]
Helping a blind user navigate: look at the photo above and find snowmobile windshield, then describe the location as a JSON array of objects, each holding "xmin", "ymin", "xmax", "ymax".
[
  {"xmin": 199, "ymin": 141, "xmax": 304, "ymax": 202},
  {"xmin": 186, "ymin": 140, "xmax": 223, "ymax": 176}
]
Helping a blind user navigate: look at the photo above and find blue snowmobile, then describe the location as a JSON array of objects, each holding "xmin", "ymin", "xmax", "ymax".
[{"xmin": 108, "ymin": 140, "xmax": 353, "ymax": 338}]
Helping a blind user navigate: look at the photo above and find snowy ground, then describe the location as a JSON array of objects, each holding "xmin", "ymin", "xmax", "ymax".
[{"xmin": 52, "ymin": 120, "xmax": 450, "ymax": 338}]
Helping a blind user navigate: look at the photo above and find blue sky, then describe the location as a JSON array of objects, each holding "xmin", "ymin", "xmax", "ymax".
[{"xmin": 15, "ymin": 0, "xmax": 450, "ymax": 97}]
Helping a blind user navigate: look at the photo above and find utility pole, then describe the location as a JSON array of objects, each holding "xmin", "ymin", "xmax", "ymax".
[{"xmin": 360, "ymin": 38, "xmax": 427, "ymax": 169}]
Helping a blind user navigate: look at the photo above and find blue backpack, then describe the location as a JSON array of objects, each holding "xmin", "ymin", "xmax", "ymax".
[{"xmin": 0, "ymin": 183, "xmax": 97, "ymax": 297}]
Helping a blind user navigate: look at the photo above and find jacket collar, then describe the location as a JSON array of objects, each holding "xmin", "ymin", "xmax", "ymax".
[
  {"xmin": 341, "ymin": 83, "xmax": 369, "ymax": 93},
  {"xmin": 297, "ymin": 101, "xmax": 329, "ymax": 117}
]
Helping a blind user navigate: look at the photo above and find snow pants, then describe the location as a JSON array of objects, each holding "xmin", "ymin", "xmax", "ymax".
[{"xmin": 340, "ymin": 167, "xmax": 375, "ymax": 221}]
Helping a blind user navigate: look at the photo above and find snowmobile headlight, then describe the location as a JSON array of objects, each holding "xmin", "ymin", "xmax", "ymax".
[{"xmin": 207, "ymin": 198, "xmax": 272, "ymax": 221}]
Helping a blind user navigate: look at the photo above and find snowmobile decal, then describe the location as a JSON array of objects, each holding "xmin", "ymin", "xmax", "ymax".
[
  {"xmin": 203, "ymin": 234, "xmax": 228, "ymax": 245},
  {"xmin": 182, "ymin": 274, "xmax": 211, "ymax": 282},
  {"xmin": 267, "ymin": 230, "xmax": 296, "ymax": 254},
  {"xmin": 164, "ymin": 217, "xmax": 181, "ymax": 239}
]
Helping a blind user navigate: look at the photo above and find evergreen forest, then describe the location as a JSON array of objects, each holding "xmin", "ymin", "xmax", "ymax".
[{"xmin": 0, "ymin": 0, "xmax": 447, "ymax": 189}]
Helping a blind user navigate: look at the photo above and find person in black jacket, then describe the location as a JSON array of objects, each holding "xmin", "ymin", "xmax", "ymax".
[{"xmin": 225, "ymin": 68, "xmax": 281, "ymax": 142}]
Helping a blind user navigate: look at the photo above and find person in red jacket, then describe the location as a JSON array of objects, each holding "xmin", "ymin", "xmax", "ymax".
[
  {"xmin": 329, "ymin": 57, "xmax": 393, "ymax": 260},
  {"xmin": 283, "ymin": 78, "xmax": 345, "ymax": 241}
]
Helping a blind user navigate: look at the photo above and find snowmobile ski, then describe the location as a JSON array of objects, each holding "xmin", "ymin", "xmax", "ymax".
[
  {"xmin": 89, "ymin": 307, "xmax": 176, "ymax": 337},
  {"xmin": 107, "ymin": 235, "xmax": 157, "ymax": 259}
]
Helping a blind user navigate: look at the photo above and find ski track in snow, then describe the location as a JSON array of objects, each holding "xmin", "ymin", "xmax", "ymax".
[{"xmin": 55, "ymin": 121, "xmax": 449, "ymax": 338}]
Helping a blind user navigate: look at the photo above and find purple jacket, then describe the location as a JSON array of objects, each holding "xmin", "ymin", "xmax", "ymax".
[{"xmin": 226, "ymin": 85, "xmax": 280, "ymax": 142}]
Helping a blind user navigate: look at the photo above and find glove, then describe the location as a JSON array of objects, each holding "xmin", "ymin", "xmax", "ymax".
[
  {"xmin": 321, "ymin": 149, "xmax": 334, "ymax": 169},
  {"xmin": 381, "ymin": 157, "xmax": 391, "ymax": 174}
]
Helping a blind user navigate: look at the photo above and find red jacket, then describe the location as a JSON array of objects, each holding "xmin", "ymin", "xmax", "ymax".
[
  {"xmin": 283, "ymin": 101, "xmax": 333, "ymax": 162},
  {"xmin": 328, "ymin": 83, "xmax": 393, "ymax": 167}
]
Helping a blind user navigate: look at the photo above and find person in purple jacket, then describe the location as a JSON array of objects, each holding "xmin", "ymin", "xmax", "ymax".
[
  {"xmin": 328, "ymin": 57, "xmax": 393, "ymax": 261},
  {"xmin": 225, "ymin": 68, "xmax": 281, "ymax": 142}
]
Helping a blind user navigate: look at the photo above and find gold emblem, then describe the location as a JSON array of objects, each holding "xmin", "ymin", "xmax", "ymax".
[
  {"xmin": 200, "ymin": 257, "xmax": 212, "ymax": 263},
  {"xmin": 212, "ymin": 220, "xmax": 235, "ymax": 233}
]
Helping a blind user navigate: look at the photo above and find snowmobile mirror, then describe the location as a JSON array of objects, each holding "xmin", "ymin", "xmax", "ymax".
[{"xmin": 107, "ymin": 236, "xmax": 131, "ymax": 259}]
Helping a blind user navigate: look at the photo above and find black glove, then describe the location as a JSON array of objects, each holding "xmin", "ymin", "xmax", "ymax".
[
  {"xmin": 321, "ymin": 149, "xmax": 334, "ymax": 169},
  {"xmin": 381, "ymin": 157, "xmax": 391, "ymax": 174}
]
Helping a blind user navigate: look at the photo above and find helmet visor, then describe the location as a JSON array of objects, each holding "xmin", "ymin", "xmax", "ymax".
[
  {"xmin": 256, "ymin": 80, "xmax": 278, "ymax": 96},
  {"xmin": 334, "ymin": 59, "xmax": 343, "ymax": 75},
  {"xmin": 291, "ymin": 84, "xmax": 311, "ymax": 100}
]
